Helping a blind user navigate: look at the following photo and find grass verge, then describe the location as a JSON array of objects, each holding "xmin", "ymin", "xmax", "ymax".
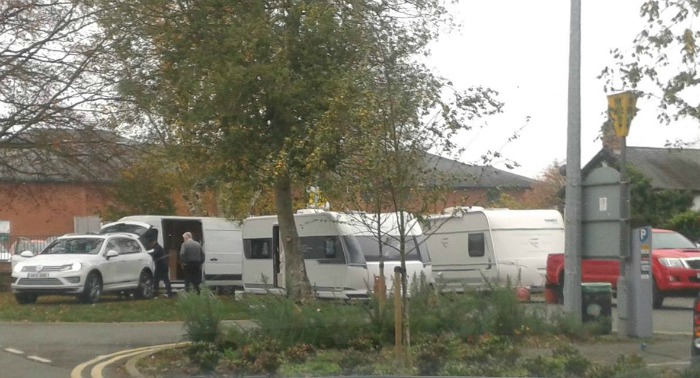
[{"xmin": 0, "ymin": 291, "xmax": 249, "ymax": 322}]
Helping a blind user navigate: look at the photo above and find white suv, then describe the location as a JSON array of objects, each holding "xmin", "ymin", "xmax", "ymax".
[{"xmin": 11, "ymin": 233, "xmax": 155, "ymax": 304}]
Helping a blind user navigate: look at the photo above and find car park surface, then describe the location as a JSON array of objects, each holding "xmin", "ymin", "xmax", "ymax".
[{"xmin": 10, "ymin": 233, "xmax": 155, "ymax": 304}]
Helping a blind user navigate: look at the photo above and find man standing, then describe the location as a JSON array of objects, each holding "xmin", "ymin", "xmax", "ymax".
[
  {"xmin": 148, "ymin": 238, "xmax": 173, "ymax": 298},
  {"xmin": 180, "ymin": 232, "xmax": 204, "ymax": 294}
]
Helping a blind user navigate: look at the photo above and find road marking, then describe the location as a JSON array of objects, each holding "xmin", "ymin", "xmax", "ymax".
[
  {"xmin": 27, "ymin": 355, "xmax": 52, "ymax": 364},
  {"xmin": 648, "ymin": 361, "xmax": 690, "ymax": 367},
  {"xmin": 71, "ymin": 342, "xmax": 187, "ymax": 378},
  {"xmin": 4, "ymin": 348, "xmax": 24, "ymax": 355},
  {"xmin": 91, "ymin": 343, "xmax": 189, "ymax": 378}
]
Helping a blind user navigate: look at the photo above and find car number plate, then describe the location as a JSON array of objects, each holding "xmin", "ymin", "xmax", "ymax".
[{"xmin": 28, "ymin": 272, "xmax": 49, "ymax": 278}]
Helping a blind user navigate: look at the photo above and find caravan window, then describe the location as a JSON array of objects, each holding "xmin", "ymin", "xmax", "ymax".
[
  {"xmin": 414, "ymin": 235, "xmax": 431, "ymax": 263},
  {"xmin": 299, "ymin": 236, "xmax": 346, "ymax": 263},
  {"xmin": 346, "ymin": 235, "xmax": 423, "ymax": 262},
  {"xmin": 340, "ymin": 236, "xmax": 366, "ymax": 264},
  {"xmin": 468, "ymin": 233, "xmax": 485, "ymax": 257},
  {"xmin": 244, "ymin": 238, "xmax": 272, "ymax": 259}
]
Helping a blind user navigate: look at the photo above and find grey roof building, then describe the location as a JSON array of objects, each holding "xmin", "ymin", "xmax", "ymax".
[
  {"xmin": 422, "ymin": 152, "xmax": 537, "ymax": 190},
  {"xmin": 583, "ymin": 122, "xmax": 700, "ymax": 210},
  {"xmin": 0, "ymin": 128, "xmax": 139, "ymax": 183},
  {"xmin": 584, "ymin": 146, "xmax": 700, "ymax": 192}
]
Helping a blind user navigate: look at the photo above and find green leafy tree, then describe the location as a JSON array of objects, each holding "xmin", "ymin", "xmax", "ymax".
[
  {"xmin": 101, "ymin": 158, "xmax": 177, "ymax": 222},
  {"xmin": 600, "ymin": 1, "xmax": 699, "ymax": 126},
  {"xmin": 664, "ymin": 210, "xmax": 700, "ymax": 241},
  {"xmin": 628, "ymin": 167, "xmax": 694, "ymax": 229},
  {"xmin": 93, "ymin": 0, "xmax": 476, "ymax": 302},
  {"xmin": 496, "ymin": 160, "xmax": 565, "ymax": 210},
  {"xmin": 0, "ymin": 1, "xmax": 134, "ymax": 180}
]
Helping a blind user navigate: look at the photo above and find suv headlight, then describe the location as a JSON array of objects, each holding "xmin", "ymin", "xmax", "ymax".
[
  {"xmin": 61, "ymin": 262, "xmax": 82, "ymax": 272},
  {"xmin": 659, "ymin": 258, "xmax": 685, "ymax": 268},
  {"xmin": 12, "ymin": 263, "xmax": 24, "ymax": 274}
]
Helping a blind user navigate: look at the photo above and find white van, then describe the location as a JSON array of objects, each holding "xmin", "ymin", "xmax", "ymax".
[
  {"xmin": 242, "ymin": 209, "xmax": 434, "ymax": 299},
  {"xmin": 425, "ymin": 207, "xmax": 564, "ymax": 292},
  {"xmin": 100, "ymin": 215, "xmax": 243, "ymax": 292}
]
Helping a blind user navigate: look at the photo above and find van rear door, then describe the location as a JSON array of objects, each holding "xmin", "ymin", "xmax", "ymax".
[
  {"xmin": 100, "ymin": 221, "xmax": 157, "ymax": 247},
  {"xmin": 203, "ymin": 226, "xmax": 243, "ymax": 289}
]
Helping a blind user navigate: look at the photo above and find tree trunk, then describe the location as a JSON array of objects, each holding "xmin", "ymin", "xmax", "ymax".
[{"xmin": 274, "ymin": 173, "xmax": 314, "ymax": 302}]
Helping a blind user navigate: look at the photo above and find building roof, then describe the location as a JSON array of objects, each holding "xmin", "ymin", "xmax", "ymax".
[
  {"xmin": 422, "ymin": 152, "xmax": 537, "ymax": 190},
  {"xmin": 583, "ymin": 146, "xmax": 700, "ymax": 191},
  {"xmin": 0, "ymin": 128, "xmax": 140, "ymax": 183}
]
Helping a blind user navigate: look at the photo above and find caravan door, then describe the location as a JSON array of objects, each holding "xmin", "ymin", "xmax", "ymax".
[
  {"xmin": 428, "ymin": 228, "xmax": 497, "ymax": 290},
  {"xmin": 272, "ymin": 225, "xmax": 284, "ymax": 289}
]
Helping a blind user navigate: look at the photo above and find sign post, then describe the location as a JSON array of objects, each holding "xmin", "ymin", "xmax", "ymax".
[{"xmin": 607, "ymin": 90, "xmax": 638, "ymax": 337}]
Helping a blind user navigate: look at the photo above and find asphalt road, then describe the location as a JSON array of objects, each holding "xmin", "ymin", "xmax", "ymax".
[
  {"xmin": 0, "ymin": 322, "xmax": 186, "ymax": 378},
  {"xmin": 0, "ymin": 297, "xmax": 696, "ymax": 378}
]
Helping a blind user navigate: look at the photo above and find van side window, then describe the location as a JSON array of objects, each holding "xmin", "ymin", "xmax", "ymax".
[
  {"xmin": 245, "ymin": 239, "xmax": 272, "ymax": 259},
  {"xmin": 468, "ymin": 233, "xmax": 485, "ymax": 257}
]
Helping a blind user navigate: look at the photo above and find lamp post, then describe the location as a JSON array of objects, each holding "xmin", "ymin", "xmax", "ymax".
[{"xmin": 564, "ymin": 0, "xmax": 583, "ymax": 321}]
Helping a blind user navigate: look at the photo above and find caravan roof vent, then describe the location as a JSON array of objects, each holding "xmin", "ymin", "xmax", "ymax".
[
  {"xmin": 297, "ymin": 208, "xmax": 325, "ymax": 214},
  {"xmin": 442, "ymin": 206, "xmax": 484, "ymax": 215}
]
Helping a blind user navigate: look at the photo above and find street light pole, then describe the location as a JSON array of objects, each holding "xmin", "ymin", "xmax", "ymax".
[{"xmin": 564, "ymin": 0, "xmax": 583, "ymax": 322}]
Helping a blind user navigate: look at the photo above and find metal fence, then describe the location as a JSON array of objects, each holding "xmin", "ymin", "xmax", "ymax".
[{"xmin": 0, "ymin": 235, "xmax": 58, "ymax": 261}]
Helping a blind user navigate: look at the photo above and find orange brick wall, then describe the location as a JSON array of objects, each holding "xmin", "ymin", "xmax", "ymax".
[{"xmin": 0, "ymin": 182, "xmax": 111, "ymax": 239}]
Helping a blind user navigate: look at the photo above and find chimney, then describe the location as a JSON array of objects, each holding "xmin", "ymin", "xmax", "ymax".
[{"xmin": 601, "ymin": 120, "xmax": 622, "ymax": 155}]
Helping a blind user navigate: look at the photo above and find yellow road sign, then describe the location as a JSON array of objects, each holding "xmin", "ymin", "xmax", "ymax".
[{"xmin": 607, "ymin": 91, "xmax": 637, "ymax": 138}]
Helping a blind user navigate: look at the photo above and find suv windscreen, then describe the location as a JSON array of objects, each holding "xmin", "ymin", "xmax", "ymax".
[{"xmin": 43, "ymin": 238, "xmax": 104, "ymax": 255}]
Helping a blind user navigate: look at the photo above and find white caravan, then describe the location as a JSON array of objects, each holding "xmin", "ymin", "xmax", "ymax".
[
  {"xmin": 425, "ymin": 207, "xmax": 564, "ymax": 292},
  {"xmin": 242, "ymin": 209, "xmax": 434, "ymax": 299},
  {"xmin": 100, "ymin": 215, "xmax": 243, "ymax": 292}
]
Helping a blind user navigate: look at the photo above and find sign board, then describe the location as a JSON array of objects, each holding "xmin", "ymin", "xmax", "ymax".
[
  {"xmin": 0, "ymin": 221, "xmax": 9, "ymax": 234},
  {"xmin": 582, "ymin": 167, "xmax": 622, "ymax": 259},
  {"xmin": 607, "ymin": 91, "xmax": 637, "ymax": 138},
  {"xmin": 626, "ymin": 226, "xmax": 653, "ymax": 337}
]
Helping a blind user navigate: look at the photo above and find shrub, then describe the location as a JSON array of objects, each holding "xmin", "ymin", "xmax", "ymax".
[
  {"xmin": 414, "ymin": 333, "xmax": 457, "ymax": 375},
  {"xmin": 246, "ymin": 295, "xmax": 371, "ymax": 348},
  {"xmin": 251, "ymin": 351, "xmax": 281, "ymax": 375},
  {"xmin": 285, "ymin": 343, "xmax": 316, "ymax": 363},
  {"xmin": 338, "ymin": 349, "xmax": 375, "ymax": 376},
  {"xmin": 177, "ymin": 287, "xmax": 225, "ymax": 343},
  {"xmin": 587, "ymin": 354, "xmax": 650, "ymax": 378},
  {"xmin": 187, "ymin": 341, "xmax": 221, "ymax": 373}
]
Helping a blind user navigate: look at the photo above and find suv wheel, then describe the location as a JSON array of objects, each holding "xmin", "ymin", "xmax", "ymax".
[
  {"xmin": 135, "ymin": 270, "xmax": 154, "ymax": 299},
  {"xmin": 15, "ymin": 293, "xmax": 38, "ymax": 305},
  {"xmin": 79, "ymin": 272, "xmax": 103, "ymax": 304}
]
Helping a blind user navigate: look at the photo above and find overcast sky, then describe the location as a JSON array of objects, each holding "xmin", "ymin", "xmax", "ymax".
[{"xmin": 428, "ymin": 0, "xmax": 700, "ymax": 179}]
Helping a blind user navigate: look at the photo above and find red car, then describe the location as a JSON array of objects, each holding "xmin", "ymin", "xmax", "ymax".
[{"xmin": 546, "ymin": 229, "xmax": 700, "ymax": 308}]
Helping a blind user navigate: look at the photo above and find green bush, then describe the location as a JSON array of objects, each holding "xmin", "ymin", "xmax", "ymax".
[
  {"xmin": 245, "ymin": 295, "xmax": 372, "ymax": 348},
  {"xmin": 338, "ymin": 349, "xmax": 375, "ymax": 376},
  {"xmin": 414, "ymin": 333, "xmax": 457, "ymax": 375},
  {"xmin": 187, "ymin": 341, "xmax": 221, "ymax": 373},
  {"xmin": 587, "ymin": 354, "xmax": 649, "ymax": 378},
  {"xmin": 285, "ymin": 343, "xmax": 316, "ymax": 363},
  {"xmin": 176, "ymin": 287, "xmax": 225, "ymax": 343}
]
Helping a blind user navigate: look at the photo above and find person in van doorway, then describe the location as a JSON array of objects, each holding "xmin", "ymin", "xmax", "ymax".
[
  {"xmin": 148, "ymin": 238, "xmax": 173, "ymax": 298},
  {"xmin": 180, "ymin": 232, "xmax": 204, "ymax": 294}
]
